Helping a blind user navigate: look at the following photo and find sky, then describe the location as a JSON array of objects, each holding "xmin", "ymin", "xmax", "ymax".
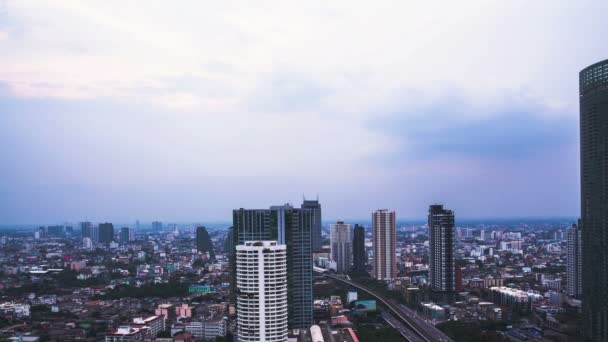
[{"xmin": 1, "ymin": 0, "xmax": 607, "ymax": 224}]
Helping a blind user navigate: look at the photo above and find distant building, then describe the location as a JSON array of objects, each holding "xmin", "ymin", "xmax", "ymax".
[
  {"xmin": 372, "ymin": 209, "xmax": 396, "ymax": 281},
  {"xmin": 98, "ymin": 223, "xmax": 114, "ymax": 243},
  {"xmin": 132, "ymin": 315, "xmax": 165, "ymax": 336},
  {"xmin": 35, "ymin": 226, "xmax": 45, "ymax": 239},
  {"xmin": 152, "ymin": 221, "xmax": 163, "ymax": 232},
  {"xmin": 302, "ymin": 198, "xmax": 323, "ymax": 252},
  {"xmin": 105, "ymin": 326, "xmax": 146, "ymax": 342},
  {"xmin": 47, "ymin": 225, "xmax": 64, "ymax": 237},
  {"xmin": 330, "ymin": 221, "xmax": 352, "ymax": 274},
  {"xmin": 567, "ymin": 222, "xmax": 582, "ymax": 298},
  {"xmin": 80, "ymin": 221, "xmax": 92, "ymax": 238},
  {"xmin": 351, "ymin": 224, "xmax": 366, "ymax": 274},
  {"xmin": 196, "ymin": 226, "xmax": 215, "ymax": 259},
  {"xmin": 428, "ymin": 204, "xmax": 455, "ymax": 292},
  {"xmin": 236, "ymin": 241, "xmax": 288, "ymax": 342},
  {"xmin": 82, "ymin": 237, "xmax": 93, "ymax": 250},
  {"xmin": 120, "ymin": 227, "xmax": 133, "ymax": 243}
]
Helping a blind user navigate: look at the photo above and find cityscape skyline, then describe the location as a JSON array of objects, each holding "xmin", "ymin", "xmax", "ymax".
[{"xmin": 3, "ymin": 1, "xmax": 608, "ymax": 223}]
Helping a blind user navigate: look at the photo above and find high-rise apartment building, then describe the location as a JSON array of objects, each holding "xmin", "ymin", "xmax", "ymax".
[
  {"xmin": 232, "ymin": 205, "xmax": 313, "ymax": 328},
  {"xmin": 98, "ymin": 223, "xmax": 114, "ymax": 243},
  {"xmin": 330, "ymin": 221, "xmax": 352, "ymax": 274},
  {"xmin": 428, "ymin": 204, "xmax": 455, "ymax": 292},
  {"xmin": 301, "ymin": 198, "xmax": 322, "ymax": 252},
  {"xmin": 372, "ymin": 209, "xmax": 396, "ymax": 281},
  {"xmin": 236, "ymin": 241, "xmax": 288, "ymax": 342},
  {"xmin": 580, "ymin": 58, "xmax": 608, "ymax": 342},
  {"xmin": 352, "ymin": 224, "xmax": 367, "ymax": 274},
  {"xmin": 567, "ymin": 222, "xmax": 582, "ymax": 298},
  {"xmin": 196, "ymin": 226, "xmax": 215, "ymax": 259}
]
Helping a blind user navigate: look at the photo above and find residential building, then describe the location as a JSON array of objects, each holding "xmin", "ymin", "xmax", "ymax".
[
  {"xmin": 232, "ymin": 205, "xmax": 313, "ymax": 328},
  {"xmin": 567, "ymin": 222, "xmax": 582, "ymax": 298},
  {"xmin": 428, "ymin": 204, "xmax": 455, "ymax": 292},
  {"xmin": 236, "ymin": 241, "xmax": 288, "ymax": 342},
  {"xmin": 98, "ymin": 222, "xmax": 114, "ymax": 243},
  {"xmin": 330, "ymin": 220, "xmax": 352, "ymax": 273},
  {"xmin": 196, "ymin": 226, "xmax": 215, "ymax": 258},
  {"xmin": 351, "ymin": 224, "xmax": 366, "ymax": 274},
  {"xmin": 372, "ymin": 209, "xmax": 396, "ymax": 281}
]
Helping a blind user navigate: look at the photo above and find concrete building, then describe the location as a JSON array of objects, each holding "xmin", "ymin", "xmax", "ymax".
[
  {"xmin": 428, "ymin": 204, "xmax": 455, "ymax": 292},
  {"xmin": 330, "ymin": 221, "xmax": 352, "ymax": 274},
  {"xmin": 98, "ymin": 222, "xmax": 114, "ymax": 243},
  {"xmin": 132, "ymin": 315, "xmax": 165, "ymax": 336},
  {"xmin": 372, "ymin": 209, "xmax": 396, "ymax": 281},
  {"xmin": 105, "ymin": 326, "xmax": 146, "ymax": 342},
  {"xmin": 236, "ymin": 241, "xmax": 288, "ymax": 342}
]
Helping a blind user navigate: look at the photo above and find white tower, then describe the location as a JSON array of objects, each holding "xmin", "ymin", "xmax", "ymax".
[{"xmin": 236, "ymin": 241, "xmax": 288, "ymax": 342}]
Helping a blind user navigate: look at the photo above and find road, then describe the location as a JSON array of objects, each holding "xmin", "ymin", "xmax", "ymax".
[
  {"xmin": 315, "ymin": 271, "xmax": 452, "ymax": 342},
  {"xmin": 381, "ymin": 310, "xmax": 426, "ymax": 342}
]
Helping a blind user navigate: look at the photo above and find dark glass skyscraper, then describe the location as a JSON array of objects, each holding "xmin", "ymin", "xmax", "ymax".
[
  {"xmin": 196, "ymin": 226, "xmax": 215, "ymax": 259},
  {"xmin": 232, "ymin": 204, "xmax": 313, "ymax": 329},
  {"xmin": 302, "ymin": 198, "xmax": 322, "ymax": 252},
  {"xmin": 580, "ymin": 58, "xmax": 608, "ymax": 342},
  {"xmin": 351, "ymin": 224, "xmax": 367, "ymax": 274},
  {"xmin": 428, "ymin": 204, "xmax": 455, "ymax": 292},
  {"xmin": 98, "ymin": 222, "xmax": 114, "ymax": 243}
]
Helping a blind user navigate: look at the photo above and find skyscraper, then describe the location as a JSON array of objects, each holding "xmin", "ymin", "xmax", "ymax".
[
  {"xmin": 98, "ymin": 223, "xmax": 114, "ymax": 243},
  {"xmin": 232, "ymin": 205, "xmax": 313, "ymax": 329},
  {"xmin": 120, "ymin": 227, "xmax": 133, "ymax": 243},
  {"xmin": 372, "ymin": 209, "xmax": 396, "ymax": 281},
  {"xmin": 47, "ymin": 225, "xmax": 64, "ymax": 237},
  {"xmin": 301, "ymin": 198, "xmax": 322, "ymax": 252},
  {"xmin": 236, "ymin": 241, "xmax": 288, "ymax": 342},
  {"xmin": 152, "ymin": 221, "xmax": 162, "ymax": 232},
  {"xmin": 330, "ymin": 221, "xmax": 352, "ymax": 274},
  {"xmin": 428, "ymin": 204, "xmax": 455, "ymax": 292},
  {"xmin": 580, "ymin": 58, "xmax": 608, "ymax": 342},
  {"xmin": 352, "ymin": 224, "xmax": 367, "ymax": 274},
  {"xmin": 196, "ymin": 226, "xmax": 215, "ymax": 259},
  {"xmin": 567, "ymin": 222, "xmax": 582, "ymax": 299}
]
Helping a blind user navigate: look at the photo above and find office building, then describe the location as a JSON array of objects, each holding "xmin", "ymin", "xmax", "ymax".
[
  {"xmin": 120, "ymin": 227, "xmax": 133, "ymax": 243},
  {"xmin": 567, "ymin": 223, "xmax": 582, "ymax": 298},
  {"xmin": 428, "ymin": 204, "xmax": 455, "ymax": 292},
  {"xmin": 152, "ymin": 221, "xmax": 162, "ymax": 232},
  {"xmin": 196, "ymin": 226, "xmax": 215, "ymax": 259},
  {"xmin": 81, "ymin": 222, "xmax": 92, "ymax": 238},
  {"xmin": 232, "ymin": 205, "xmax": 313, "ymax": 328},
  {"xmin": 236, "ymin": 241, "xmax": 288, "ymax": 342},
  {"xmin": 372, "ymin": 209, "xmax": 396, "ymax": 281},
  {"xmin": 301, "ymin": 198, "xmax": 322, "ymax": 252},
  {"xmin": 352, "ymin": 224, "xmax": 367, "ymax": 274},
  {"xmin": 98, "ymin": 223, "xmax": 114, "ymax": 243},
  {"xmin": 47, "ymin": 225, "xmax": 64, "ymax": 237},
  {"xmin": 330, "ymin": 220, "xmax": 352, "ymax": 273},
  {"xmin": 580, "ymin": 58, "xmax": 608, "ymax": 342}
]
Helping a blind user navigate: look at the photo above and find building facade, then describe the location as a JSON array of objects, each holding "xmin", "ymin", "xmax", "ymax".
[
  {"xmin": 236, "ymin": 241, "xmax": 288, "ymax": 342},
  {"xmin": 330, "ymin": 221, "xmax": 352, "ymax": 274},
  {"xmin": 351, "ymin": 224, "xmax": 367, "ymax": 274},
  {"xmin": 120, "ymin": 227, "xmax": 133, "ymax": 243},
  {"xmin": 567, "ymin": 222, "xmax": 582, "ymax": 298},
  {"xmin": 428, "ymin": 204, "xmax": 455, "ymax": 292},
  {"xmin": 232, "ymin": 205, "xmax": 313, "ymax": 329},
  {"xmin": 580, "ymin": 58, "xmax": 608, "ymax": 342},
  {"xmin": 372, "ymin": 209, "xmax": 396, "ymax": 281}
]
